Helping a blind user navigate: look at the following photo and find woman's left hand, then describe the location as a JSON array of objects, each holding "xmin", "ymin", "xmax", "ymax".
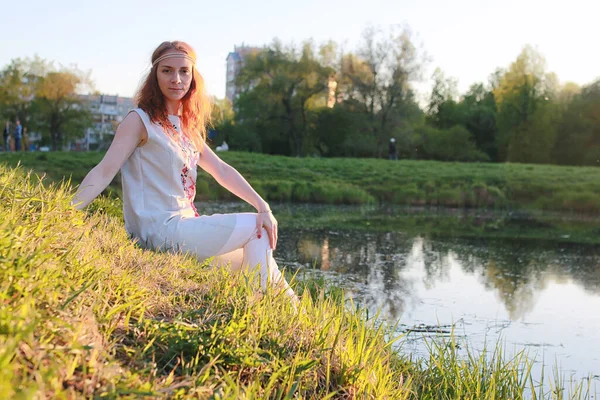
[{"xmin": 256, "ymin": 211, "xmax": 278, "ymax": 250}]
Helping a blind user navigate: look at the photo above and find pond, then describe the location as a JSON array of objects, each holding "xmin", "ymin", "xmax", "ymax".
[{"xmin": 198, "ymin": 202, "xmax": 600, "ymax": 383}]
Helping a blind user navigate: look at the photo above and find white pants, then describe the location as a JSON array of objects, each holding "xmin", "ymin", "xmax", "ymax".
[{"xmin": 210, "ymin": 213, "xmax": 296, "ymax": 300}]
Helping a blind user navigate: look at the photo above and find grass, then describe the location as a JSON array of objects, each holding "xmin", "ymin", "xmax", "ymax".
[
  {"xmin": 1, "ymin": 151, "xmax": 599, "ymax": 214},
  {"xmin": 1, "ymin": 165, "xmax": 598, "ymax": 398}
]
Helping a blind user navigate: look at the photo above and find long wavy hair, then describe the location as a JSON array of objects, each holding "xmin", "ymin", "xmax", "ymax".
[{"xmin": 135, "ymin": 41, "xmax": 212, "ymax": 151}]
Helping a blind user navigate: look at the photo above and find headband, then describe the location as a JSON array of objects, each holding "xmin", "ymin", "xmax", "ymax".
[{"xmin": 152, "ymin": 52, "xmax": 196, "ymax": 67}]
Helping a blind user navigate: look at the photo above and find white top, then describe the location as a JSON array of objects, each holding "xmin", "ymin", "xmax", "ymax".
[{"xmin": 121, "ymin": 108, "xmax": 202, "ymax": 249}]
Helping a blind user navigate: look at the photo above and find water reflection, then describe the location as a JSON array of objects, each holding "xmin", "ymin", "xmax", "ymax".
[
  {"xmin": 285, "ymin": 231, "xmax": 417, "ymax": 319},
  {"xmin": 277, "ymin": 229, "xmax": 600, "ymax": 380},
  {"xmin": 278, "ymin": 230, "xmax": 600, "ymax": 321}
]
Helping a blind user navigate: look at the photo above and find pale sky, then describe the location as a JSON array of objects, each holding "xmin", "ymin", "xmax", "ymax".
[{"xmin": 2, "ymin": 0, "xmax": 598, "ymax": 102}]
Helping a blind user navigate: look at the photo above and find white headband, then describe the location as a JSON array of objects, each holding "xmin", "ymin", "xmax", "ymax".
[{"xmin": 152, "ymin": 52, "xmax": 196, "ymax": 67}]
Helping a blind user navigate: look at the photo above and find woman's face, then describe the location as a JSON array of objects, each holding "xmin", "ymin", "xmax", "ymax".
[{"xmin": 156, "ymin": 52, "xmax": 194, "ymax": 104}]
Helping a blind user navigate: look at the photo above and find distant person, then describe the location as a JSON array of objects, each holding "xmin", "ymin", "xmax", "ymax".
[
  {"xmin": 2, "ymin": 121, "xmax": 9, "ymax": 152},
  {"xmin": 72, "ymin": 40, "xmax": 298, "ymax": 307},
  {"xmin": 14, "ymin": 120, "xmax": 22, "ymax": 151},
  {"xmin": 388, "ymin": 137, "xmax": 397, "ymax": 160}
]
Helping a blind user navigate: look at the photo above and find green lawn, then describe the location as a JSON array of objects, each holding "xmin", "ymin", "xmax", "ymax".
[{"xmin": 1, "ymin": 151, "xmax": 599, "ymax": 214}]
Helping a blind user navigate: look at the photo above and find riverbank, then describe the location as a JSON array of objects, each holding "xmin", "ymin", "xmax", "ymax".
[
  {"xmin": 1, "ymin": 151, "xmax": 599, "ymax": 214},
  {"xmin": 1, "ymin": 165, "xmax": 596, "ymax": 398}
]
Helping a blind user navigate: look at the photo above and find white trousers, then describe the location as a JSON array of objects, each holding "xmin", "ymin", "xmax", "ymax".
[{"xmin": 210, "ymin": 213, "xmax": 296, "ymax": 300}]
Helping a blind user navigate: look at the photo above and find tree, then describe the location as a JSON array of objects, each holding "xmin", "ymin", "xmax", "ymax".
[
  {"xmin": 0, "ymin": 57, "xmax": 93, "ymax": 150},
  {"xmin": 210, "ymin": 97, "xmax": 234, "ymax": 127},
  {"xmin": 494, "ymin": 46, "xmax": 559, "ymax": 163},
  {"xmin": 0, "ymin": 57, "xmax": 44, "ymax": 128},
  {"xmin": 414, "ymin": 125, "xmax": 489, "ymax": 162},
  {"xmin": 461, "ymin": 83, "xmax": 499, "ymax": 161},
  {"xmin": 552, "ymin": 80, "xmax": 600, "ymax": 165},
  {"xmin": 235, "ymin": 40, "xmax": 334, "ymax": 156},
  {"xmin": 339, "ymin": 25, "xmax": 426, "ymax": 157},
  {"xmin": 310, "ymin": 104, "xmax": 372, "ymax": 157},
  {"xmin": 34, "ymin": 68, "xmax": 93, "ymax": 150},
  {"xmin": 427, "ymin": 68, "xmax": 461, "ymax": 129}
]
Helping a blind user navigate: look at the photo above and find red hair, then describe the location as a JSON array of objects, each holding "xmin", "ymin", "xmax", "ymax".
[{"xmin": 135, "ymin": 41, "xmax": 212, "ymax": 151}]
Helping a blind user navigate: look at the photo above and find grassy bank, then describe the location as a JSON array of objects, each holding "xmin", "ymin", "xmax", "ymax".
[
  {"xmin": 1, "ymin": 151, "xmax": 599, "ymax": 214},
  {"xmin": 1, "ymin": 166, "xmax": 597, "ymax": 398}
]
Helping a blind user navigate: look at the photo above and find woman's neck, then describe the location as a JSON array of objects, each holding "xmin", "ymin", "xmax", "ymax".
[{"xmin": 165, "ymin": 100, "xmax": 181, "ymax": 116}]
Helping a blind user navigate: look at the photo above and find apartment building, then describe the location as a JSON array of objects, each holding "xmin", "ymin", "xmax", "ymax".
[
  {"xmin": 225, "ymin": 44, "xmax": 262, "ymax": 102},
  {"xmin": 78, "ymin": 94, "xmax": 134, "ymax": 150}
]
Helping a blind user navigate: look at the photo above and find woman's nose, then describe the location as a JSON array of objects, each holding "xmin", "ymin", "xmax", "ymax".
[{"xmin": 171, "ymin": 73, "xmax": 181, "ymax": 84}]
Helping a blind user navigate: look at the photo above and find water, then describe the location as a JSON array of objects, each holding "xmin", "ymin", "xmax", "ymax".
[
  {"xmin": 276, "ymin": 229, "xmax": 600, "ymax": 383},
  {"xmin": 196, "ymin": 201, "xmax": 600, "ymax": 383}
]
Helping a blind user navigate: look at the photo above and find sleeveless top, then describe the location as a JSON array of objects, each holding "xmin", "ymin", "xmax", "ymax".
[{"xmin": 120, "ymin": 108, "xmax": 201, "ymax": 249}]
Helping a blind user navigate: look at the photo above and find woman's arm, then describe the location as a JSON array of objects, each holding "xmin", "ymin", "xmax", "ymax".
[
  {"xmin": 71, "ymin": 112, "xmax": 147, "ymax": 210},
  {"xmin": 198, "ymin": 144, "xmax": 269, "ymax": 212},
  {"xmin": 198, "ymin": 144, "xmax": 278, "ymax": 248}
]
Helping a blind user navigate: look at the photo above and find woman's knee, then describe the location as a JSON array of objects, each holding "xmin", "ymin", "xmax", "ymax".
[{"xmin": 247, "ymin": 227, "xmax": 271, "ymax": 250}]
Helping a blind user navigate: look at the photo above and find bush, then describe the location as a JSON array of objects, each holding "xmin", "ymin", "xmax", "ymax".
[
  {"xmin": 217, "ymin": 121, "xmax": 262, "ymax": 152},
  {"xmin": 437, "ymin": 185, "xmax": 462, "ymax": 207},
  {"xmin": 292, "ymin": 182, "xmax": 312, "ymax": 202},
  {"xmin": 262, "ymin": 181, "xmax": 293, "ymax": 201},
  {"xmin": 393, "ymin": 183, "xmax": 425, "ymax": 205},
  {"xmin": 416, "ymin": 125, "xmax": 490, "ymax": 162}
]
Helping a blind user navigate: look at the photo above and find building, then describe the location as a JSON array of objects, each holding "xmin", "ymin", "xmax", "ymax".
[
  {"xmin": 78, "ymin": 94, "xmax": 134, "ymax": 150},
  {"xmin": 225, "ymin": 44, "xmax": 262, "ymax": 102}
]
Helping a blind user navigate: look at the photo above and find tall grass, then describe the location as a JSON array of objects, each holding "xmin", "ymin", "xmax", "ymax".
[
  {"xmin": 0, "ymin": 165, "xmax": 410, "ymax": 398},
  {"xmin": 0, "ymin": 164, "xmax": 596, "ymax": 398},
  {"xmin": 410, "ymin": 333, "xmax": 597, "ymax": 400}
]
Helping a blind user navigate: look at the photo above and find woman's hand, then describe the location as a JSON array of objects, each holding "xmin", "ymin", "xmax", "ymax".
[{"xmin": 256, "ymin": 210, "xmax": 278, "ymax": 250}]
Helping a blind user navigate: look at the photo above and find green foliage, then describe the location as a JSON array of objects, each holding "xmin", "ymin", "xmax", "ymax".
[
  {"xmin": 231, "ymin": 27, "xmax": 426, "ymax": 159},
  {"xmin": 423, "ymin": 49, "xmax": 599, "ymax": 166},
  {"xmin": 210, "ymin": 97, "xmax": 234, "ymax": 127},
  {"xmin": 427, "ymin": 68, "xmax": 462, "ymax": 129},
  {"xmin": 552, "ymin": 79, "xmax": 600, "ymax": 166},
  {"xmin": 212, "ymin": 119, "xmax": 263, "ymax": 153},
  {"xmin": 290, "ymin": 182, "xmax": 311, "ymax": 202},
  {"xmin": 462, "ymin": 84, "xmax": 499, "ymax": 161},
  {"xmin": 413, "ymin": 334, "xmax": 538, "ymax": 400},
  {"xmin": 415, "ymin": 125, "xmax": 489, "ymax": 162},
  {"xmin": 494, "ymin": 46, "xmax": 559, "ymax": 163},
  {"xmin": 311, "ymin": 106, "xmax": 363, "ymax": 157},
  {"xmin": 0, "ymin": 56, "xmax": 94, "ymax": 150},
  {"xmin": 235, "ymin": 41, "xmax": 334, "ymax": 156}
]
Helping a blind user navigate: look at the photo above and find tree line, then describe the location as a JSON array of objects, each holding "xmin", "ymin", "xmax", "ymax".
[
  {"xmin": 214, "ymin": 26, "xmax": 599, "ymax": 166},
  {"xmin": 0, "ymin": 57, "xmax": 93, "ymax": 150},
  {"xmin": 2, "ymin": 26, "xmax": 598, "ymax": 165}
]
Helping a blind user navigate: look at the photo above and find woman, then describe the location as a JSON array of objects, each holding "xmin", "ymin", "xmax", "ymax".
[{"xmin": 72, "ymin": 41, "xmax": 297, "ymax": 305}]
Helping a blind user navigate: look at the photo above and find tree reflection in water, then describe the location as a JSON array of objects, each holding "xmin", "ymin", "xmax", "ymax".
[{"xmin": 276, "ymin": 229, "xmax": 600, "ymax": 321}]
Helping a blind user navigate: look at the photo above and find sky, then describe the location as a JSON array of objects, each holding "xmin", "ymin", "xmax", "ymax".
[{"xmin": 2, "ymin": 0, "xmax": 599, "ymax": 103}]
